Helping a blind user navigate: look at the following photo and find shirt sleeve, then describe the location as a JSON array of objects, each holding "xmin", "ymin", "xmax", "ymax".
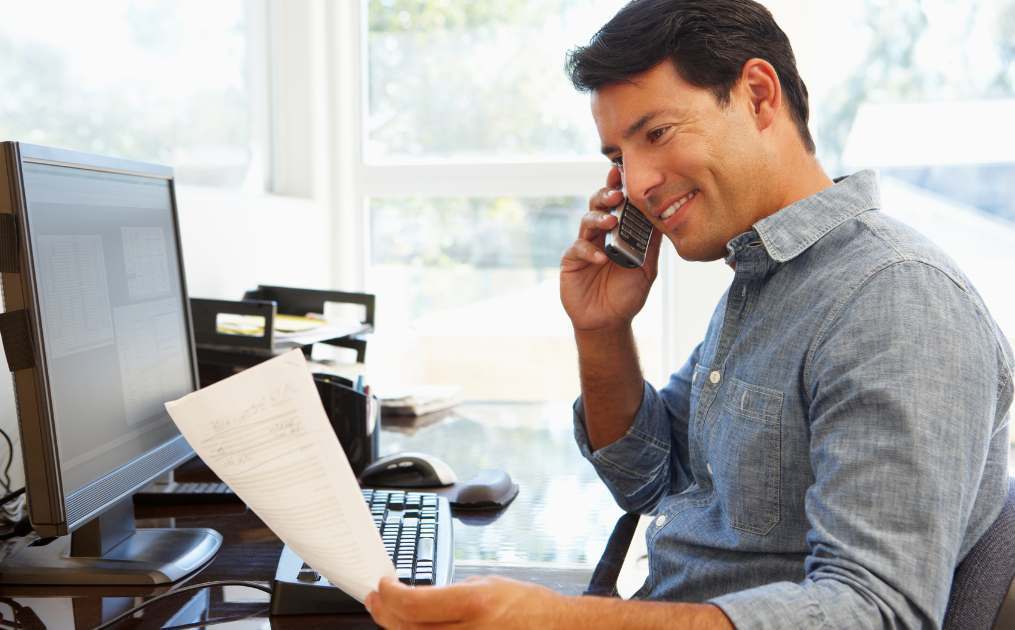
[
  {"xmin": 572, "ymin": 343, "xmax": 702, "ymax": 514},
  {"xmin": 710, "ymin": 261, "xmax": 1012, "ymax": 629}
]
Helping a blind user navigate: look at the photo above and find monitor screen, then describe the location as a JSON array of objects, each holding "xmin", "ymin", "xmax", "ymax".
[{"xmin": 21, "ymin": 162, "xmax": 193, "ymax": 496}]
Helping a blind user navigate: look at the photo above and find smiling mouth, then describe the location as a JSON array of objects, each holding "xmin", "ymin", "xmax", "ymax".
[{"xmin": 659, "ymin": 189, "xmax": 699, "ymax": 221}]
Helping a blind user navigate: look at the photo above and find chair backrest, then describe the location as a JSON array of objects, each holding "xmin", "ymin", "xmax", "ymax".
[
  {"xmin": 943, "ymin": 476, "xmax": 1015, "ymax": 630},
  {"xmin": 584, "ymin": 512, "xmax": 639, "ymax": 597}
]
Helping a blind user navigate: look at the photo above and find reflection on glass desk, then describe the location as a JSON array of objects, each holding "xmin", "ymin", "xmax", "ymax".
[
  {"xmin": 0, "ymin": 401, "xmax": 622, "ymax": 629},
  {"xmin": 381, "ymin": 402, "xmax": 623, "ymax": 567}
]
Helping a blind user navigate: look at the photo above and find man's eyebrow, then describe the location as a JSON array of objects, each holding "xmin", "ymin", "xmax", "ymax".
[{"xmin": 599, "ymin": 109, "xmax": 677, "ymax": 156}]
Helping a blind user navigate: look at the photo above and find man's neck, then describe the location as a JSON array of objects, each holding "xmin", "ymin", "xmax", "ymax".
[
  {"xmin": 725, "ymin": 152, "xmax": 835, "ymax": 270},
  {"xmin": 772, "ymin": 152, "xmax": 835, "ymax": 214}
]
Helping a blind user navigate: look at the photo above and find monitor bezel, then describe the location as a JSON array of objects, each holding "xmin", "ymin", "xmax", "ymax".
[{"xmin": 0, "ymin": 142, "xmax": 200, "ymax": 537}]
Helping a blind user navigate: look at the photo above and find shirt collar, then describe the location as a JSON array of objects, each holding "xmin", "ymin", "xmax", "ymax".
[{"xmin": 727, "ymin": 170, "xmax": 881, "ymax": 266}]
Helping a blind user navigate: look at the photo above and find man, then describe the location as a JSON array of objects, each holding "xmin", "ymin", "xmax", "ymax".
[{"xmin": 366, "ymin": 1, "xmax": 1013, "ymax": 627}]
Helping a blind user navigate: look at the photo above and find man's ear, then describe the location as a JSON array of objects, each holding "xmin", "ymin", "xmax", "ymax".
[{"xmin": 739, "ymin": 58, "xmax": 781, "ymax": 133}]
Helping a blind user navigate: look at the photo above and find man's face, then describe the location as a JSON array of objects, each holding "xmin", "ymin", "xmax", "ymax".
[{"xmin": 592, "ymin": 60, "xmax": 767, "ymax": 261}]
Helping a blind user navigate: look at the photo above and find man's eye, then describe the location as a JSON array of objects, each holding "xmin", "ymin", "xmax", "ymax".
[{"xmin": 648, "ymin": 126, "xmax": 671, "ymax": 142}]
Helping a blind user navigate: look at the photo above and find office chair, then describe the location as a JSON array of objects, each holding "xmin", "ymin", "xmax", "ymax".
[
  {"xmin": 943, "ymin": 476, "xmax": 1015, "ymax": 630},
  {"xmin": 587, "ymin": 477, "xmax": 1015, "ymax": 629}
]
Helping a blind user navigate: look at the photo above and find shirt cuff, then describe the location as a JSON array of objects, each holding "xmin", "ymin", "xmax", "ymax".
[
  {"xmin": 572, "ymin": 382, "xmax": 672, "ymax": 507},
  {"xmin": 710, "ymin": 582, "xmax": 830, "ymax": 630}
]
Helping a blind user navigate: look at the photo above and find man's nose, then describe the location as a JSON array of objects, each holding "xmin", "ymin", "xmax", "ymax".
[{"xmin": 621, "ymin": 158, "xmax": 664, "ymax": 211}]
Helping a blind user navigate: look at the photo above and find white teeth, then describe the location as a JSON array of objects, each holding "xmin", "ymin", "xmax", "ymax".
[{"xmin": 660, "ymin": 190, "xmax": 697, "ymax": 220}]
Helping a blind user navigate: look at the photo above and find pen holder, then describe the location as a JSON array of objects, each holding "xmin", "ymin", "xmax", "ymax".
[{"xmin": 313, "ymin": 374, "xmax": 379, "ymax": 476}]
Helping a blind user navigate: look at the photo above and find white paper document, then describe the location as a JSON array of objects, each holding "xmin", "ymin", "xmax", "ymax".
[{"xmin": 164, "ymin": 349, "xmax": 394, "ymax": 601}]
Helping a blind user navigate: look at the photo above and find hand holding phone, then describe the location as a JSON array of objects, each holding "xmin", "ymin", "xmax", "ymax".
[
  {"xmin": 604, "ymin": 198, "xmax": 654, "ymax": 268},
  {"xmin": 560, "ymin": 170, "xmax": 657, "ymax": 333}
]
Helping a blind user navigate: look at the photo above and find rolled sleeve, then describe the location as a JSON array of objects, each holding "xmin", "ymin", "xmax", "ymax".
[
  {"xmin": 573, "ymin": 381, "xmax": 674, "ymax": 513},
  {"xmin": 711, "ymin": 581, "xmax": 831, "ymax": 630}
]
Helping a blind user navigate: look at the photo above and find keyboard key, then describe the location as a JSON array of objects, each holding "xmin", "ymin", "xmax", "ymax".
[
  {"xmin": 414, "ymin": 572, "xmax": 433, "ymax": 585},
  {"xmin": 417, "ymin": 538, "xmax": 434, "ymax": 563}
]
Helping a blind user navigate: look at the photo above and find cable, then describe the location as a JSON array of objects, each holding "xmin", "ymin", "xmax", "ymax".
[
  {"xmin": 0, "ymin": 487, "xmax": 24, "ymax": 507},
  {"xmin": 0, "ymin": 428, "xmax": 12, "ymax": 493},
  {"xmin": 159, "ymin": 608, "xmax": 269, "ymax": 630},
  {"xmin": 90, "ymin": 580, "xmax": 272, "ymax": 630}
]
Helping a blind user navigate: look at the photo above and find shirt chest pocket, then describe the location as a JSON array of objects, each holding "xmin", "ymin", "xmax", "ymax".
[{"xmin": 709, "ymin": 377, "xmax": 784, "ymax": 536}]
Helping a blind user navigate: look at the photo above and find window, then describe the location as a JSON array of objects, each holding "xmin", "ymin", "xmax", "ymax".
[
  {"xmin": 365, "ymin": 1, "xmax": 613, "ymax": 161},
  {"xmin": 361, "ymin": 0, "xmax": 665, "ymax": 401},
  {"xmin": 0, "ymin": 1, "xmax": 257, "ymax": 188}
]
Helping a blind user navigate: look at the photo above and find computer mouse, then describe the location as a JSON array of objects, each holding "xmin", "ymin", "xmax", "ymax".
[
  {"xmin": 451, "ymin": 469, "xmax": 519, "ymax": 509},
  {"xmin": 358, "ymin": 451, "xmax": 458, "ymax": 488}
]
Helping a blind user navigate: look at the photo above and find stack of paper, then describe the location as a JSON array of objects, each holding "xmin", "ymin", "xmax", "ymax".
[
  {"xmin": 380, "ymin": 385, "xmax": 462, "ymax": 417},
  {"xmin": 164, "ymin": 349, "xmax": 394, "ymax": 602}
]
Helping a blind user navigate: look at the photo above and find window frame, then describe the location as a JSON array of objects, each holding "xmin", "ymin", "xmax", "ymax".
[{"xmin": 305, "ymin": 0, "xmax": 690, "ymax": 383}]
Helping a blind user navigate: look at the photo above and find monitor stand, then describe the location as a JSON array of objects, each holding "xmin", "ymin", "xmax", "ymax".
[{"xmin": 0, "ymin": 497, "xmax": 221, "ymax": 585}]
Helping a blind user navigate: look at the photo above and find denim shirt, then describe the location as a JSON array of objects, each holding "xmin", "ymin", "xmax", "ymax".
[{"xmin": 573, "ymin": 171, "xmax": 1013, "ymax": 629}]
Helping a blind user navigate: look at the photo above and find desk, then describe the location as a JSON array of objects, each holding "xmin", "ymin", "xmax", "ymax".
[{"xmin": 0, "ymin": 401, "xmax": 623, "ymax": 629}]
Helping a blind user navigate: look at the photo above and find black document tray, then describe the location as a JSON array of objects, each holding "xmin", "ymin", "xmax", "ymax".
[{"xmin": 191, "ymin": 285, "xmax": 374, "ymax": 386}]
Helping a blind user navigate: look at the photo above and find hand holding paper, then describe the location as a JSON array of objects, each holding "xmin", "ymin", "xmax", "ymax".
[{"xmin": 164, "ymin": 349, "xmax": 394, "ymax": 601}]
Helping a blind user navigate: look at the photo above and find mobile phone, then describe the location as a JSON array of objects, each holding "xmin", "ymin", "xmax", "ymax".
[{"xmin": 604, "ymin": 199, "xmax": 654, "ymax": 268}]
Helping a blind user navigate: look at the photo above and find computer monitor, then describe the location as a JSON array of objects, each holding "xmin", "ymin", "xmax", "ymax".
[{"xmin": 0, "ymin": 142, "xmax": 220, "ymax": 585}]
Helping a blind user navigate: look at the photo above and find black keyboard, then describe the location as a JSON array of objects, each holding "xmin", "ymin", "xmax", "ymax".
[
  {"xmin": 270, "ymin": 489, "xmax": 454, "ymax": 615},
  {"xmin": 133, "ymin": 481, "xmax": 243, "ymax": 505}
]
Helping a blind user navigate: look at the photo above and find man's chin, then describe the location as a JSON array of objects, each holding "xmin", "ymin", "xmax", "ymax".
[{"xmin": 667, "ymin": 235, "xmax": 725, "ymax": 263}]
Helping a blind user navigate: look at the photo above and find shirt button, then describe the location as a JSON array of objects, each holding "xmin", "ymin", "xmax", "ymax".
[
  {"xmin": 709, "ymin": 370, "xmax": 721, "ymax": 384},
  {"xmin": 654, "ymin": 514, "xmax": 666, "ymax": 528},
  {"xmin": 707, "ymin": 462, "xmax": 713, "ymax": 475}
]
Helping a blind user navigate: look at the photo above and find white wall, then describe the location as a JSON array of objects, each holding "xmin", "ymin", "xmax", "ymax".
[{"xmin": 176, "ymin": 186, "xmax": 332, "ymax": 299}]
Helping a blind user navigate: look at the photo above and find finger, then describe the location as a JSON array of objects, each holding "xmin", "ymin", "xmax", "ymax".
[
  {"xmin": 561, "ymin": 240, "xmax": 608, "ymax": 272},
  {"xmin": 578, "ymin": 211, "xmax": 617, "ymax": 242},
  {"xmin": 590, "ymin": 186, "xmax": 624, "ymax": 214},
  {"xmin": 606, "ymin": 165, "xmax": 622, "ymax": 190},
  {"xmin": 365, "ymin": 589, "xmax": 404, "ymax": 629},
  {"xmin": 376, "ymin": 577, "xmax": 476, "ymax": 624}
]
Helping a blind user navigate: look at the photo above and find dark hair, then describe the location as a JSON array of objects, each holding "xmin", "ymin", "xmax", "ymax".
[{"xmin": 566, "ymin": 0, "xmax": 815, "ymax": 153}]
